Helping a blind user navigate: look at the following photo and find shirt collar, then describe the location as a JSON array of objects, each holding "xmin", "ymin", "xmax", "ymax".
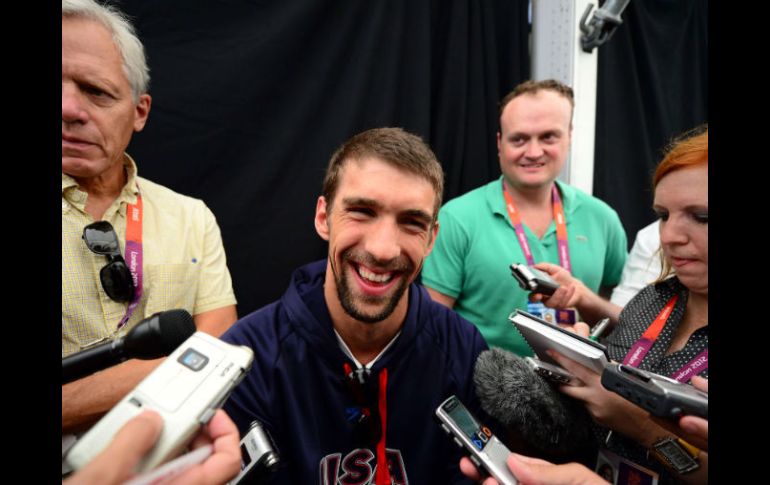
[
  {"xmin": 334, "ymin": 329, "xmax": 402, "ymax": 370},
  {"xmin": 486, "ymin": 176, "xmax": 580, "ymax": 217},
  {"xmin": 121, "ymin": 154, "xmax": 140, "ymax": 203},
  {"xmin": 61, "ymin": 153, "xmax": 140, "ymax": 204}
]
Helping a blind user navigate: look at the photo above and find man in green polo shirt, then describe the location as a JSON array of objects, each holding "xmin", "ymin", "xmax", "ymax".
[{"xmin": 422, "ymin": 79, "xmax": 627, "ymax": 356}]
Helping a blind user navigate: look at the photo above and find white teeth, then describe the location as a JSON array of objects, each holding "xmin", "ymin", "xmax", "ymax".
[{"xmin": 357, "ymin": 266, "xmax": 393, "ymax": 283}]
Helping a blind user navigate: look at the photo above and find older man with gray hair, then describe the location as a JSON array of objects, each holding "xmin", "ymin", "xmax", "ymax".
[{"xmin": 61, "ymin": 0, "xmax": 238, "ymax": 445}]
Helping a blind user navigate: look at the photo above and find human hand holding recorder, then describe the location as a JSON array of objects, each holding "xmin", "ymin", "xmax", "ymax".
[
  {"xmin": 65, "ymin": 331, "xmax": 253, "ymax": 474},
  {"xmin": 549, "ymin": 349, "xmax": 708, "ymax": 483},
  {"xmin": 510, "ymin": 263, "xmax": 560, "ymax": 296},
  {"xmin": 460, "ymin": 453, "xmax": 610, "ymax": 485},
  {"xmin": 65, "ymin": 409, "xmax": 241, "ymax": 485},
  {"xmin": 651, "ymin": 376, "xmax": 708, "ymax": 450},
  {"xmin": 678, "ymin": 376, "xmax": 708, "ymax": 447},
  {"xmin": 601, "ymin": 363, "xmax": 707, "ymax": 421},
  {"xmin": 528, "ymin": 262, "xmax": 623, "ymax": 327}
]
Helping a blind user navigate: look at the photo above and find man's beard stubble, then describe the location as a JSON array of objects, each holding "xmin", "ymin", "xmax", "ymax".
[{"xmin": 330, "ymin": 248, "xmax": 414, "ymax": 324}]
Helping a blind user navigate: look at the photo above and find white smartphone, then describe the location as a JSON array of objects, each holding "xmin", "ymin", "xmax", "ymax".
[
  {"xmin": 436, "ymin": 395, "xmax": 518, "ymax": 485},
  {"xmin": 65, "ymin": 331, "xmax": 254, "ymax": 473},
  {"xmin": 524, "ymin": 356, "xmax": 583, "ymax": 386}
]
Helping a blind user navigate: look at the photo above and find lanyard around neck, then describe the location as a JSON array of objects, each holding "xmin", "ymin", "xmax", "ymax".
[
  {"xmin": 117, "ymin": 193, "xmax": 144, "ymax": 330},
  {"xmin": 502, "ymin": 181, "xmax": 571, "ymax": 273},
  {"xmin": 622, "ymin": 294, "xmax": 708, "ymax": 382}
]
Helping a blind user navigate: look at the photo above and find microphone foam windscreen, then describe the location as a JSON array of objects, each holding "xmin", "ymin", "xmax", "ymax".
[
  {"xmin": 157, "ymin": 309, "xmax": 196, "ymax": 352},
  {"xmin": 474, "ymin": 347, "xmax": 595, "ymax": 455}
]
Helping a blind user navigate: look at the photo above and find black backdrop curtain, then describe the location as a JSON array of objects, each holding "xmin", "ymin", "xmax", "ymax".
[
  {"xmin": 117, "ymin": 0, "xmax": 530, "ymax": 316},
  {"xmin": 594, "ymin": 0, "xmax": 709, "ymax": 245}
]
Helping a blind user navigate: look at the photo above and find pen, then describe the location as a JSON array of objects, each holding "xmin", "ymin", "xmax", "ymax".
[{"xmin": 589, "ymin": 317, "xmax": 611, "ymax": 341}]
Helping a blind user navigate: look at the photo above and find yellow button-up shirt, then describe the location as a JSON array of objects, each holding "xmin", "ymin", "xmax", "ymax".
[{"xmin": 62, "ymin": 155, "xmax": 237, "ymax": 356}]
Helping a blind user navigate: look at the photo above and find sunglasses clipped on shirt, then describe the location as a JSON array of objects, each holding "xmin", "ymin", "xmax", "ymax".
[{"xmin": 82, "ymin": 221, "xmax": 136, "ymax": 302}]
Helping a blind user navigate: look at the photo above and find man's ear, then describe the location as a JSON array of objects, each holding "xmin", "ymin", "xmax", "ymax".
[
  {"xmin": 314, "ymin": 196, "xmax": 330, "ymax": 241},
  {"xmin": 133, "ymin": 94, "xmax": 152, "ymax": 132},
  {"xmin": 425, "ymin": 221, "xmax": 439, "ymax": 256},
  {"xmin": 496, "ymin": 131, "xmax": 502, "ymax": 156}
]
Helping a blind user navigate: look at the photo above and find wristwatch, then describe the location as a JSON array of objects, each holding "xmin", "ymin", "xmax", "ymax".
[{"xmin": 650, "ymin": 436, "xmax": 700, "ymax": 474}]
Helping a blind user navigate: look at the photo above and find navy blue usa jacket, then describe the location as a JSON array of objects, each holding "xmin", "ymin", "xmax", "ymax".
[{"xmin": 221, "ymin": 260, "xmax": 488, "ymax": 484}]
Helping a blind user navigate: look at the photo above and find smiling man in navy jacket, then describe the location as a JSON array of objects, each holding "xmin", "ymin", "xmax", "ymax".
[{"xmin": 221, "ymin": 127, "xmax": 488, "ymax": 484}]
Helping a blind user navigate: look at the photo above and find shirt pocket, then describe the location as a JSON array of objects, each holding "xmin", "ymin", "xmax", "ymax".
[{"xmin": 144, "ymin": 263, "xmax": 200, "ymax": 317}]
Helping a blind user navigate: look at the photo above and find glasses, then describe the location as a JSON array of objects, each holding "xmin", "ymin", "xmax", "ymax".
[
  {"xmin": 343, "ymin": 366, "xmax": 382, "ymax": 447},
  {"xmin": 82, "ymin": 221, "xmax": 135, "ymax": 302}
]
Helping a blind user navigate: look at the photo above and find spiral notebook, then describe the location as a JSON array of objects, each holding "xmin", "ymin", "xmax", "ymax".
[{"xmin": 509, "ymin": 309, "xmax": 609, "ymax": 373}]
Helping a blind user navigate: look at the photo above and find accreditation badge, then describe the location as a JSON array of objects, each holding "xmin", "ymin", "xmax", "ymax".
[
  {"xmin": 555, "ymin": 308, "xmax": 577, "ymax": 325},
  {"xmin": 595, "ymin": 448, "xmax": 659, "ymax": 485},
  {"xmin": 526, "ymin": 302, "xmax": 552, "ymax": 322},
  {"xmin": 526, "ymin": 302, "xmax": 576, "ymax": 326}
]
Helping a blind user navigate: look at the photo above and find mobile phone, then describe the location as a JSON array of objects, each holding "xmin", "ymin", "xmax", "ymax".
[
  {"xmin": 65, "ymin": 332, "xmax": 254, "ymax": 473},
  {"xmin": 600, "ymin": 362, "xmax": 708, "ymax": 420},
  {"xmin": 229, "ymin": 420, "xmax": 281, "ymax": 485},
  {"xmin": 524, "ymin": 356, "xmax": 583, "ymax": 386},
  {"xmin": 436, "ymin": 395, "xmax": 518, "ymax": 485},
  {"xmin": 510, "ymin": 263, "xmax": 560, "ymax": 296}
]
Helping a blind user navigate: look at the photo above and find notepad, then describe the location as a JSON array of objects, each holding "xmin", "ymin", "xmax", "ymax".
[{"xmin": 509, "ymin": 309, "xmax": 609, "ymax": 373}]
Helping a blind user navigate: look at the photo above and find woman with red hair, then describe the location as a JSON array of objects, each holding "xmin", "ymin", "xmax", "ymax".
[{"xmin": 533, "ymin": 126, "xmax": 708, "ymax": 484}]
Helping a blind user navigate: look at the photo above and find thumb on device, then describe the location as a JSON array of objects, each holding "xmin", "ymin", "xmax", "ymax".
[
  {"xmin": 506, "ymin": 453, "xmax": 610, "ymax": 485},
  {"xmin": 65, "ymin": 410, "xmax": 163, "ymax": 485}
]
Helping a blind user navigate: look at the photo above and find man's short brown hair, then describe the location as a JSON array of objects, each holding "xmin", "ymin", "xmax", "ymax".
[
  {"xmin": 498, "ymin": 79, "xmax": 575, "ymax": 119},
  {"xmin": 322, "ymin": 127, "xmax": 444, "ymax": 221}
]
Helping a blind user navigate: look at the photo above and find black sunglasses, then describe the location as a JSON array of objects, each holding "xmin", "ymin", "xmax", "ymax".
[
  {"xmin": 82, "ymin": 221, "xmax": 135, "ymax": 302},
  {"xmin": 343, "ymin": 366, "xmax": 382, "ymax": 447}
]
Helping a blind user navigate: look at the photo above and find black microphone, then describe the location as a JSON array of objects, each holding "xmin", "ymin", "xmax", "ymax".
[
  {"xmin": 62, "ymin": 309, "xmax": 196, "ymax": 384},
  {"xmin": 473, "ymin": 348, "xmax": 595, "ymax": 458}
]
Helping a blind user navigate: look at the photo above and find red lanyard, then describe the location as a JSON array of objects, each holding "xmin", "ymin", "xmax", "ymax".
[
  {"xmin": 502, "ymin": 181, "xmax": 571, "ymax": 273},
  {"xmin": 622, "ymin": 294, "xmax": 708, "ymax": 382},
  {"xmin": 117, "ymin": 193, "xmax": 144, "ymax": 329}
]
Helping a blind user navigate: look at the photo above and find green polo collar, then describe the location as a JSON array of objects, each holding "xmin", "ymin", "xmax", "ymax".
[{"xmin": 485, "ymin": 176, "xmax": 581, "ymax": 217}]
